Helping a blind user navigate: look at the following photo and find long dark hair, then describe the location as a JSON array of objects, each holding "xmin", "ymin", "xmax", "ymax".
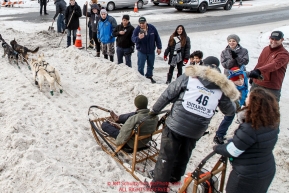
[
  {"xmin": 169, "ymin": 25, "xmax": 187, "ymax": 47},
  {"xmin": 245, "ymin": 88, "xmax": 280, "ymax": 129}
]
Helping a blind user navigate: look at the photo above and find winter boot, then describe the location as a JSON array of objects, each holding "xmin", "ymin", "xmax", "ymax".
[
  {"xmin": 72, "ymin": 36, "xmax": 76, "ymax": 45},
  {"xmin": 67, "ymin": 36, "xmax": 71, "ymax": 47},
  {"xmin": 166, "ymin": 73, "xmax": 172, "ymax": 84},
  {"xmin": 104, "ymin": 54, "xmax": 108, "ymax": 59},
  {"xmin": 109, "ymin": 55, "xmax": 114, "ymax": 62},
  {"xmin": 96, "ymin": 52, "xmax": 100, "ymax": 57}
]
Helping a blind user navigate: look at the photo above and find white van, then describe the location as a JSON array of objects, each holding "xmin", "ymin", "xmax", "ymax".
[{"xmin": 174, "ymin": 0, "xmax": 235, "ymax": 13}]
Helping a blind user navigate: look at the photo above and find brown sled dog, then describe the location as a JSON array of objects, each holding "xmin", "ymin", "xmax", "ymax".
[{"xmin": 10, "ymin": 39, "xmax": 39, "ymax": 65}]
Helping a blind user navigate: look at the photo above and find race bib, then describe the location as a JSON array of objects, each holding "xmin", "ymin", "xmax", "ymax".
[{"xmin": 182, "ymin": 77, "xmax": 222, "ymax": 118}]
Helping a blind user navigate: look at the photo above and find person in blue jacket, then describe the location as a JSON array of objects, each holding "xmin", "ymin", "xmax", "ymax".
[
  {"xmin": 131, "ymin": 17, "xmax": 162, "ymax": 84},
  {"xmin": 97, "ymin": 9, "xmax": 117, "ymax": 62},
  {"xmin": 214, "ymin": 65, "xmax": 249, "ymax": 144}
]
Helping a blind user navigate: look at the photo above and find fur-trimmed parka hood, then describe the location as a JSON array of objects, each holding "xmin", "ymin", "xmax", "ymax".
[{"xmin": 185, "ymin": 65, "xmax": 240, "ymax": 101}]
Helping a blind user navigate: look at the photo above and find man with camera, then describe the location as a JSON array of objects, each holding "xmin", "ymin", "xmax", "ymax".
[
  {"xmin": 112, "ymin": 15, "xmax": 135, "ymax": 67},
  {"xmin": 132, "ymin": 17, "xmax": 162, "ymax": 84}
]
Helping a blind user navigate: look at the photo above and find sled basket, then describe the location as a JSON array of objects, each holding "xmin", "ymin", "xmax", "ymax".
[
  {"xmin": 88, "ymin": 105, "xmax": 169, "ymax": 181},
  {"xmin": 178, "ymin": 152, "xmax": 228, "ymax": 193}
]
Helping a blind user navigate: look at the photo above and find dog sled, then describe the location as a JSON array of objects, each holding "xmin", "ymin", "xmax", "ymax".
[
  {"xmin": 88, "ymin": 105, "xmax": 169, "ymax": 181},
  {"xmin": 178, "ymin": 151, "xmax": 228, "ymax": 193}
]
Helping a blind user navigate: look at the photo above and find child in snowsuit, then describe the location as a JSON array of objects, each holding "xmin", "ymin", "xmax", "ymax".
[{"xmin": 214, "ymin": 66, "xmax": 249, "ymax": 144}]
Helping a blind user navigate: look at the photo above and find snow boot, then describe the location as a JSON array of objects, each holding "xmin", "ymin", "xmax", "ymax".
[
  {"xmin": 96, "ymin": 52, "xmax": 100, "ymax": 57},
  {"xmin": 104, "ymin": 54, "xmax": 108, "ymax": 59},
  {"xmin": 109, "ymin": 55, "xmax": 114, "ymax": 62},
  {"xmin": 166, "ymin": 73, "xmax": 172, "ymax": 84}
]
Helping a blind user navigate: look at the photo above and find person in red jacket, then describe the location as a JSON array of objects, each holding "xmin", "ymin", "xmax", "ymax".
[{"xmin": 249, "ymin": 31, "xmax": 289, "ymax": 102}]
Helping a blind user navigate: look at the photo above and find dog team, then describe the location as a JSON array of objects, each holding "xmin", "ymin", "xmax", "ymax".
[{"xmin": 0, "ymin": 34, "xmax": 63, "ymax": 96}]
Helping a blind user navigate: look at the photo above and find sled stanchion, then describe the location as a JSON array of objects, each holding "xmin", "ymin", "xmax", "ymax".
[{"xmin": 178, "ymin": 152, "xmax": 228, "ymax": 193}]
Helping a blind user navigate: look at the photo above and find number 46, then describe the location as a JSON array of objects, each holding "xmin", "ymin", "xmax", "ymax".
[{"xmin": 196, "ymin": 94, "xmax": 209, "ymax": 106}]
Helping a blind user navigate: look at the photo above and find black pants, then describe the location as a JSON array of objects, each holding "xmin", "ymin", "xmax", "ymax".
[
  {"xmin": 226, "ymin": 170, "xmax": 275, "ymax": 193},
  {"xmin": 92, "ymin": 31, "xmax": 101, "ymax": 52},
  {"xmin": 168, "ymin": 61, "xmax": 183, "ymax": 77},
  {"xmin": 151, "ymin": 126, "xmax": 197, "ymax": 193},
  {"xmin": 40, "ymin": 0, "xmax": 47, "ymax": 14}
]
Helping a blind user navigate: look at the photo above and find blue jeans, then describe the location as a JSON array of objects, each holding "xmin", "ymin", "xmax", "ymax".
[
  {"xmin": 216, "ymin": 114, "xmax": 235, "ymax": 138},
  {"xmin": 57, "ymin": 14, "xmax": 65, "ymax": 33},
  {"xmin": 67, "ymin": 29, "xmax": 77, "ymax": 47},
  {"xmin": 116, "ymin": 47, "xmax": 132, "ymax": 67},
  {"xmin": 137, "ymin": 51, "xmax": 155, "ymax": 78}
]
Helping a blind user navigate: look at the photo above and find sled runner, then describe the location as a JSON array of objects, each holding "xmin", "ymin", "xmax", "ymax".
[
  {"xmin": 88, "ymin": 105, "xmax": 169, "ymax": 181},
  {"xmin": 178, "ymin": 152, "xmax": 228, "ymax": 193}
]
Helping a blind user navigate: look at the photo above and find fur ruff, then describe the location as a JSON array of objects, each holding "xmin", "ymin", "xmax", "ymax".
[{"xmin": 185, "ymin": 65, "xmax": 240, "ymax": 101}]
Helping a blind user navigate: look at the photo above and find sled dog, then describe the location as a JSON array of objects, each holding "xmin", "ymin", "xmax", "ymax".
[
  {"xmin": 29, "ymin": 54, "xmax": 63, "ymax": 96},
  {"xmin": 10, "ymin": 39, "xmax": 39, "ymax": 65},
  {"xmin": 2, "ymin": 42, "xmax": 20, "ymax": 67}
]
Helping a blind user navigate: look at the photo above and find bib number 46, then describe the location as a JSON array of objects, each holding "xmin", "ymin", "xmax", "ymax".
[{"xmin": 196, "ymin": 94, "xmax": 209, "ymax": 106}]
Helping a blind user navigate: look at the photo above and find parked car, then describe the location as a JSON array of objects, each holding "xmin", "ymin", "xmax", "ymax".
[
  {"xmin": 174, "ymin": 0, "xmax": 235, "ymax": 13},
  {"xmin": 98, "ymin": 0, "xmax": 149, "ymax": 11},
  {"xmin": 152, "ymin": 0, "xmax": 175, "ymax": 6}
]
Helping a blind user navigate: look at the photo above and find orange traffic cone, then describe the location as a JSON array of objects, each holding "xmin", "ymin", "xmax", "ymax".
[
  {"xmin": 74, "ymin": 27, "xmax": 83, "ymax": 48},
  {"xmin": 134, "ymin": 2, "xmax": 138, "ymax": 13}
]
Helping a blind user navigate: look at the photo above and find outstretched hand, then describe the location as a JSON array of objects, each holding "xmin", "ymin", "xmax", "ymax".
[{"xmin": 249, "ymin": 69, "xmax": 263, "ymax": 80}]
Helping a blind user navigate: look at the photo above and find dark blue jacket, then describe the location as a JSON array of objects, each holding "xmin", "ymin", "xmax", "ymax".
[
  {"xmin": 214, "ymin": 122, "xmax": 279, "ymax": 179},
  {"xmin": 131, "ymin": 24, "xmax": 162, "ymax": 54}
]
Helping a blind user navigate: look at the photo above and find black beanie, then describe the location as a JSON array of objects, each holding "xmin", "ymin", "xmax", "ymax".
[
  {"xmin": 122, "ymin": 14, "xmax": 130, "ymax": 20},
  {"xmin": 203, "ymin": 56, "xmax": 220, "ymax": 67},
  {"xmin": 134, "ymin": 95, "xmax": 148, "ymax": 109}
]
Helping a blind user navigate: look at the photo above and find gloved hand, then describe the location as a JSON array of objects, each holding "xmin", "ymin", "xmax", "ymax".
[
  {"xmin": 149, "ymin": 111, "xmax": 158, "ymax": 116},
  {"xmin": 234, "ymin": 100, "xmax": 241, "ymax": 111},
  {"xmin": 248, "ymin": 69, "xmax": 262, "ymax": 79},
  {"xmin": 183, "ymin": 58, "xmax": 188, "ymax": 65},
  {"xmin": 164, "ymin": 55, "xmax": 167, "ymax": 61},
  {"xmin": 231, "ymin": 50, "xmax": 238, "ymax": 59}
]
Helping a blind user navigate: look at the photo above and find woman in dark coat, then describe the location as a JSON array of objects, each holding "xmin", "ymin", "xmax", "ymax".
[
  {"xmin": 65, "ymin": 0, "xmax": 82, "ymax": 47},
  {"xmin": 213, "ymin": 87, "xmax": 280, "ymax": 193},
  {"xmin": 83, "ymin": 2, "xmax": 101, "ymax": 56},
  {"xmin": 164, "ymin": 25, "xmax": 191, "ymax": 84}
]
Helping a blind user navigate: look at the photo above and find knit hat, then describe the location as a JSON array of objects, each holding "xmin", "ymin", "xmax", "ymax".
[
  {"xmin": 227, "ymin": 34, "xmax": 240, "ymax": 43},
  {"xmin": 203, "ymin": 56, "xmax": 220, "ymax": 68},
  {"xmin": 100, "ymin": 8, "xmax": 107, "ymax": 14},
  {"xmin": 134, "ymin": 95, "xmax": 148, "ymax": 109},
  {"xmin": 228, "ymin": 67, "xmax": 244, "ymax": 81},
  {"xmin": 122, "ymin": 14, "xmax": 130, "ymax": 20},
  {"xmin": 91, "ymin": 4, "xmax": 98, "ymax": 10}
]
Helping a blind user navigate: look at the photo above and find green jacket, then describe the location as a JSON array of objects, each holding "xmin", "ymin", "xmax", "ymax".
[{"xmin": 115, "ymin": 109, "xmax": 159, "ymax": 148}]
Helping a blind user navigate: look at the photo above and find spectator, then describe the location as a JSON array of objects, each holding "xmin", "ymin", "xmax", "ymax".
[
  {"xmin": 164, "ymin": 25, "xmax": 190, "ymax": 84},
  {"xmin": 113, "ymin": 15, "xmax": 135, "ymax": 67},
  {"xmin": 39, "ymin": 0, "xmax": 49, "ymax": 15},
  {"xmin": 65, "ymin": 0, "xmax": 82, "ymax": 48},
  {"xmin": 221, "ymin": 34, "xmax": 249, "ymax": 76},
  {"xmin": 149, "ymin": 57, "xmax": 238, "ymax": 192},
  {"xmin": 213, "ymin": 87, "xmax": 279, "ymax": 193},
  {"xmin": 101, "ymin": 95, "xmax": 159, "ymax": 149},
  {"xmin": 53, "ymin": 0, "xmax": 67, "ymax": 34},
  {"xmin": 132, "ymin": 17, "xmax": 162, "ymax": 84},
  {"xmin": 83, "ymin": 2, "xmax": 101, "ymax": 56},
  {"xmin": 214, "ymin": 66, "xmax": 249, "ymax": 144},
  {"xmin": 97, "ymin": 9, "xmax": 117, "ymax": 62},
  {"xmin": 189, "ymin": 50, "xmax": 203, "ymax": 65},
  {"xmin": 249, "ymin": 31, "xmax": 289, "ymax": 102}
]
